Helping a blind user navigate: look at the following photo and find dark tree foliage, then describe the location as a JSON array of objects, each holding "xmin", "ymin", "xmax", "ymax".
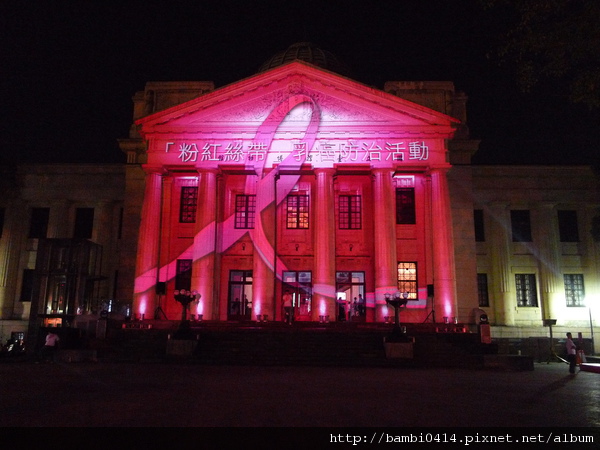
[{"xmin": 481, "ymin": 0, "xmax": 600, "ymax": 109}]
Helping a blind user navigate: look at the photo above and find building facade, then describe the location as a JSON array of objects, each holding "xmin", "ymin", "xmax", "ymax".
[{"xmin": 1, "ymin": 44, "xmax": 598, "ymax": 352}]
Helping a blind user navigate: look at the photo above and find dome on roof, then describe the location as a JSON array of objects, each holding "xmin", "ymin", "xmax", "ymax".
[{"xmin": 257, "ymin": 42, "xmax": 352, "ymax": 77}]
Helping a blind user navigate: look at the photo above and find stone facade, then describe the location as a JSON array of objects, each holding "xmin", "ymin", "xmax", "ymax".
[{"xmin": 1, "ymin": 59, "xmax": 598, "ymax": 354}]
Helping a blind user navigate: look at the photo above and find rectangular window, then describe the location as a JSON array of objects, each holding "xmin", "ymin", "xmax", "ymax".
[
  {"xmin": 477, "ymin": 273, "xmax": 490, "ymax": 307},
  {"xmin": 286, "ymin": 195, "xmax": 309, "ymax": 229},
  {"xmin": 339, "ymin": 195, "xmax": 362, "ymax": 229},
  {"xmin": 29, "ymin": 207, "xmax": 50, "ymax": 238},
  {"xmin": 515, "ymin": 274, "xmax": 538, "ymax": 307},
  {"xmin": 558, "ymin": 210, "xmax": 579, "ymax": 242},
  {"xmin": 474, "ymin": 209, "xmax": 485, "ymax": 242},
  {"xmin": 396, "ymin": 188, "xmax": 416, "ymax": 224},
  {"xmin": 73, "ymin": 207, "xmax": 94, "ymax": 239},
  {"xmin": 20, "ymin": 269, "xmax": 35, "ymax": 302},
  {"xmin": 235, "ymin": 195, "xmax": 256, "ymax": 229},
  {"xmin": 511, "ymin": 210, "xmax": 532, "ymax": 242},
  {"xmin": 397, "ymin": 262, "xmax": 417, "ymax": 299},
  {"xmin": 564, "ymin": 274, "xmax": 585, "ymax": 307},
  {"xmin": 0, "ymin": 207, "xmax": 4, "ymax": 238},
  {"xmin": 175, "ymin": 259, "xmax": 192, "ymax": 291},
  {"xmin": 179, "ymin": 187, "xmax": 198, "ymax": 223}
]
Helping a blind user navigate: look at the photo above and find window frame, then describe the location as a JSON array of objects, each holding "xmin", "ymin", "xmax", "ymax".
[
  {"xmin": 397, "ymin": 262, "xmax": 418, "ymax": 299},
  {"xmin": 73, "ymin": 207, "xmax": 94, "ymax": 239},
  {"xmin": 179, "ymin": 186, "xmax": 198, "ymax": 223},
  {"xmin": 29, "ymin": 207, "xmax": 50, "ymax": 239},
  {"xmin": 515, "ymin": 273, "xmax": 538, "ymax": 307},
  {"xmin": 474, "ymin": 209, "xmax": 485, "ymax": 242},
  {"xmin": 339, "ymin": 195, "xmax": 362, "ymax": 230},
  {"xmin": 395, "ymin": 188, "xmax": 416, "ymax": 225},
  {"xmin": 557, "ymin": 210, "xmax": 579, "ymax": 243},
  {"xmin": 510, "ymin": 210, "xmax": 532, "ymax": 242},
  {"xmin": 564, "ymin": 274, "xmax": 585, "ymax": 307},
  {"xmin": 477, "ymin": 273, "xmax": 490, "ymax": 307},
  {"xmin": 235, "ymin": 194, "xmax": 256, "ymax": 229},
  {"xmin": 286, "ymin": 194, "xmax": 309, "ymax": 229},
  {"xmin": 175, "ymin": 259, "xmax": 192, "ymax": 291}
]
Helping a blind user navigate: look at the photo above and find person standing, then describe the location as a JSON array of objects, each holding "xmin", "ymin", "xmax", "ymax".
[
  {"xmin": 40, "ymin": 330, "xmax": 60, "ymax": 363},
  {"xmin": 357, "ymin": 294, "xmax": 365, "ymax": 316},
  {"xmin": 337, "ymin": 296, "xmax": 346, "ymax": 321},
  {"xmin": 565, "ymin": 332, "xmax": 577, "ymax": 374},
  {"xmin": 282, "ymin": 290, "xmax": 293, "ymax": 324}
]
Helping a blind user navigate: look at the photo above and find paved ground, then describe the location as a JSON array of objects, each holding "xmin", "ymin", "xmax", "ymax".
[{"xmin": 1, "ymin": 358, "xmax": 599, "ymax": 431}]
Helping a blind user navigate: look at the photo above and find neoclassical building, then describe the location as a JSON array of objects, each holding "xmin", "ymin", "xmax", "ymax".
[{"xmin": 1, "ymin": 43, "xmax": 598, "ymax": 352}]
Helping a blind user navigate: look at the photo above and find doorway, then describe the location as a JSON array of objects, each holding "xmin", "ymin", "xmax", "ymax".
[
  {"xmin": 335, "ymin": 271, "xmax": 366, "ymax": 321},
  {"xmin": 282, "ymin": 271, "xmax": 312, "ymax": 321},
  {"xmin": 228, "ymin": 271, "xmax": 253, "ymax": 320}
]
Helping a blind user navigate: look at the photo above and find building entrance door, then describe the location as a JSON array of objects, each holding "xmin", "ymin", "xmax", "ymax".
[
  {"xmin": 228, "ymin": 271, "xmax": 253, "ymax": 321},
  {"xmin": 335, "ymin": 271, "xmax": 366, "ymax": 321},
  {"xmin": 282, "ymin": 271, "xmax": 312, "ymax": 321}
]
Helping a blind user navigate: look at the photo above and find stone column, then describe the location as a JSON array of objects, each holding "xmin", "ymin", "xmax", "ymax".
[
  {"xmin": 430, "ymin": 168, "xmax": 457, "ymax": 320},
  {"xmin": 488, "ymin": 202, "xmax": 514, "ymax": 325},
  {"xmin": 372, "ymin": 168, "xmax": 398, "ymax": 321},
  {"xmin": 133, "ymin": 170, "xmax": 163, "ymax": 319},
  {"xmin": 313, "ymin": 168, "xmax": 336, "ymax": 321},
  {"xmin": 192, "ymin": 169, "xmax": 218, "ymax": 321},
  {"xmin": 535, "ymin": 203, "xmax": 561, "ymax": 321}
]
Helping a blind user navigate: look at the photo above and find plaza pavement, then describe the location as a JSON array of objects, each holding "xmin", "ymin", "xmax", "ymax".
[{"xmin": 1, "ymin": 359, "xmax": 599, "ymax": 430}]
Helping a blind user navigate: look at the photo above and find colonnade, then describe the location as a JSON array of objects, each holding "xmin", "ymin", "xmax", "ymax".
[{"xmin": 132, "ymin": 165, "xmax": 458, "ymax": 322}]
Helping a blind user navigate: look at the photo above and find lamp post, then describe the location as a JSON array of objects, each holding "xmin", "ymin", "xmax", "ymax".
[{"xmin": 385, "ymin": 291, "xmax": 410, "ymax": 341}]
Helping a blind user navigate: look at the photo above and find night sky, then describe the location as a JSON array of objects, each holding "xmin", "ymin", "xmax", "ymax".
[{"xmin": 2, "ymin": 0, "xmax": 599, "ymax": 166}]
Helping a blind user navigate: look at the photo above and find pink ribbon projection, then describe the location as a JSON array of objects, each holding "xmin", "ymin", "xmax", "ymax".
[{"xmin": 136, "ymin": 93, "xmax": 323, "ymax": 300}]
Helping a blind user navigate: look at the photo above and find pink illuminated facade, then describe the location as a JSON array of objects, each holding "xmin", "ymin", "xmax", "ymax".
[
  {"xmin": 118, "ymin": 59, "xmax": 478, "ymax": 325},
  {"xmin": 2, "ymin": 44, "xmax": 598, "ymax": 353}
]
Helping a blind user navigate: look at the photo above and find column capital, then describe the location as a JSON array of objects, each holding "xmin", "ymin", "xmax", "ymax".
[
  {"xmin": 141, "ymin": 164, "xmax": 167, "ymax": 176},
  {"xmin": 313, "ymin": 167, "xmax": 336, "ymax": 176},
  {"xmin": 426, "ymin": 165, "xmax": 451, "ymax": 176},
  {"xmin": 195, "ymin": 167, "xmax": 221, "ymax": 175}
]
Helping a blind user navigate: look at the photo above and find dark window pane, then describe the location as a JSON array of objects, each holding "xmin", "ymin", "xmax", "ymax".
[
  {"xmin": 511, "ymin": 210, "xmax": 532, "ymax": 242},
  {"xmin": 179, "ymin": 187, "xmax": 198, "ymax": 223},
  {"xmin": 175, "ymin": 259, "xmax": 192, "ymax": 291},
  {"xmin": 396, "ymin": 188, "xmax": 416, "ymax": 224},
  {"xmin": 20, "ymin": 269, "xmax": 35, "ymax": 302},
  {"xmin": 29, "ymin": 208, "xmax": 49, "ymax": 238},
  {"xmin": 73, "ymin": 208, "xmax": 94, "ymax": 239},
  {"xmin": 558, "ymin": 210, "xmax": 579, "ymax": 242},
  {"xmin": 474, "ymin": 209, "xmax": 485, "ymax": 242},
  {"xmin": 477, "ymin": 273, "xmax": 489, "ymax": 307}
]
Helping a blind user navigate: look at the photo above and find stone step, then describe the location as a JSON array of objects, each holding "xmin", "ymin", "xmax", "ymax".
[{"xmin": 98, "ymin": 323, "xmax": 491, "ymax": 368}]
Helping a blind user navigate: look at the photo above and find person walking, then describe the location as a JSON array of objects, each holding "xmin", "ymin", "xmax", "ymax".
[{"xmin": 565, "ymin": 332, "xmax": 577, "ymax": 374}]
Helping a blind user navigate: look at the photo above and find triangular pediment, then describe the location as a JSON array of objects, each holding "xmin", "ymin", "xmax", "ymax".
[{"xmin": 136, "ymin": 61, "xmax": 459, "ymax": 140}]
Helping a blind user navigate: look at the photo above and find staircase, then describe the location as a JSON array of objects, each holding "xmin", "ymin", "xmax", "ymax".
[{"xmin": 96, "ymin": 320, "xmax": 492, "ymax": 368}]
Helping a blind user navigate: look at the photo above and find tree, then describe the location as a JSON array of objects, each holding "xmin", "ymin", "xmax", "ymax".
[{"xmin": 481, "ymin": 0, "xmax": 600, "ymax": 109}]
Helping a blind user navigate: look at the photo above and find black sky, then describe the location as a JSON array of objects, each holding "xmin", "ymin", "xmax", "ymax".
[{"xmin": 2, "ymin": 0, "xmax": 599, "ymax": 166}]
